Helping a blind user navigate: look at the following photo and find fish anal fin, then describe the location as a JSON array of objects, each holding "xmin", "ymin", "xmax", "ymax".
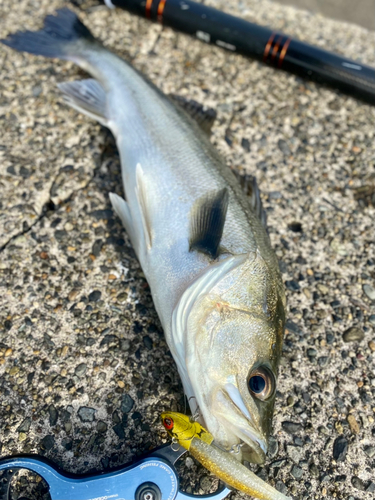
[
  {"xmin": 189, "ymin": 188, "xmax": 229, "ymax": 259},
  {"xmin": 58, "ymin": 79, "xmax": 108, "ymax": 127},
  {"xmin": 136, "ymin": 163, "xmax": 152, "ymax": 251},
  {"xmin": 169, "ymin": 94, "xmax": 217, "ymax": 135}
]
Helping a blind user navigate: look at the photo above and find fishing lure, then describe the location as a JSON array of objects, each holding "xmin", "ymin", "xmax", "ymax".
[{"xmin": 161, "ymin": 412, "xmax": 291, "ymax": 500}]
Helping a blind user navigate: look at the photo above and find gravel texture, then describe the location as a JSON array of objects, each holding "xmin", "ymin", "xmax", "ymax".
[
  {"xmin": 274, "ymin": 0, "xmax": 375, "ymax": 30},
  {"xmin": 0, "ymin": 0, "xmax": 375, "ymax": 499}
]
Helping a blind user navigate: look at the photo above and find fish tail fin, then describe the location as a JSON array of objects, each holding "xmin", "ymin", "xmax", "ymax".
[{"xmin": 0, "ymin": 8, "xmax": 99, "ymax": 60}]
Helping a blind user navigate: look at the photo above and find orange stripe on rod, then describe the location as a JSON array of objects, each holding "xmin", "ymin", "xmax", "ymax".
[
  {"xmin": 278, "ymin": 37, "xmax": 291, "ymax": 68},
  {"xmin": 145, "ymin": 0, "xmax": 153, "ymax": 19},
  {"xmin": 271, "ymin": 36, "xmax": 283, "ymax": 62},
  {"xmin": 157, "ymin": 0, "xmax": 167, "ymax": 22},
  {"xmin": 263, "ymin": 32, "xmax": 276, "ymax": 62}
]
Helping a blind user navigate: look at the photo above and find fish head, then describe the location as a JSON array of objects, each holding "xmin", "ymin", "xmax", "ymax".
[
  {"xmin": 206, "ymin": 313, "xmax": 281, "ymax": 464},
  {"xmin": 183, "ymin": 252, "xmax": 285, "ymax": 464}
]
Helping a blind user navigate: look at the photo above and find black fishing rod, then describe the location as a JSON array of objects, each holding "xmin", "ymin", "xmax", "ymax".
[{"xmin": 102, "ymin": 0, "xmax": 375, "ymax": 105}]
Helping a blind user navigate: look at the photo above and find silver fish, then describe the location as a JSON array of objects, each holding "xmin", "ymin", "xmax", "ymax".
[{"xmin": 1, "ymin": 8, "xmax": 286, "ymax": 465}]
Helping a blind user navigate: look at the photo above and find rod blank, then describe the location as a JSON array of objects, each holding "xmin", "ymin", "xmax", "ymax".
[{"xmin": 105, "ymin": 0, "xmax": 375, "ymax": 105}]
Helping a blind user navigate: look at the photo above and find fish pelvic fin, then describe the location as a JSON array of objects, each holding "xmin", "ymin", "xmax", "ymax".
[
  {"xmin": 189, "ymin": 188, "xmax": 229, "ymax": 259},
  {"xmin": 58, "ymin": 79, "xmax": 108, "ymax": 127},
  {"xmin": 136, "ymin": 163, "xmax": 153, "ymax": 252},
  {"xmin": 109, "ymin": 193, "xmax": 136, "ymax": 246},
  {"xmin": 0, "ymin": 8, "xmax": 99, "ymax": 60},
  {"xmin": 110, "ymin": 165, "xmax": 152, "ymax": 257}
]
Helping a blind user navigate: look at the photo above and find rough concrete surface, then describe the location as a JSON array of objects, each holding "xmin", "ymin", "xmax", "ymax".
[
  {"xmin": 273, "ymin": 0, "xmax": 375, "ymax": 30},
  {"xmin": 0, "ymin": 0, "xmax": 375, "ymax": 498}
]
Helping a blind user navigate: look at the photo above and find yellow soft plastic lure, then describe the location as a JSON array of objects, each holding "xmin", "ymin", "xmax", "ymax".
[{"xmin": 161, "ymin": 412, "xmax": 291, "ymax": 500}]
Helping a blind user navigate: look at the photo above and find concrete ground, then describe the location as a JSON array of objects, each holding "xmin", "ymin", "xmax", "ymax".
[
  {"xmin": 274, "ymin": 0, "xmax": 375, "ymax": 30},
  {"xmin": 0, "ymin": 0, "xmax": 375, "ymax": 499}
]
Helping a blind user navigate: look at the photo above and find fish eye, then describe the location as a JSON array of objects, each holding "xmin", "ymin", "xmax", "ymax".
[
  {"xmin": 248, "ymin": 367, "xmax": 275, "ymax": 401},
  {"xmin": 163, "ymin": 417, "xmax": 174, "ymax": 430}
]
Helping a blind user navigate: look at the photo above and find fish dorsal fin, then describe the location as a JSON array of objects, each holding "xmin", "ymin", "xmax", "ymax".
[
  {"xmin": 246, "ymin": 176, "xmax": 267, "ymax": 229},
  {"xmin": 169, "ymin": 94, "xmax": 217, "ymax": 135},
  {"xmin": 233, "ymin": 172, "xmax": 268, "ymax": 229},
  {"xmin": 136, "ymin": 163, "xmax": 152, "ymax": 251},
  {"xmin": 58, "ymin": 79, "xmax": 108, "ymax": 127},
  {"xmin": 189, "ymin": 188, "xmax": 229, "ymax": 259}
]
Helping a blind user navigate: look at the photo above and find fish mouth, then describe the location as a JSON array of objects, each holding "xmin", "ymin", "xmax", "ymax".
[
  {"xmin": 215, "ymin": 383, "xmax": 267, "ymax": 464},
  {"xmin": 230, "ymin": 431, "xmax": 267, "ymax": 464}
]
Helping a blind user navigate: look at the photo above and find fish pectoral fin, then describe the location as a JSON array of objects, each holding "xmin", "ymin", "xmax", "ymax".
[
  {"xmin": 189, "ymin": 188, "xmax": 229, "ymax": 259},
  {"xmin": 58, "ymin": 79, "xmax": 108, "ymax": 127},
  {"xmin": 169, "ymin": 94, "xmax": 217, "ymax": 135},
  {"xmin": 109, "ymin": 192, "xmax": 136, "ymax": 245}
]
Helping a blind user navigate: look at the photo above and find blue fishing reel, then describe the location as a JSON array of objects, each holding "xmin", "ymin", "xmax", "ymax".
[{"xmin": 0, "ymin": 444, "xmax": 230, "ymax": 500}]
